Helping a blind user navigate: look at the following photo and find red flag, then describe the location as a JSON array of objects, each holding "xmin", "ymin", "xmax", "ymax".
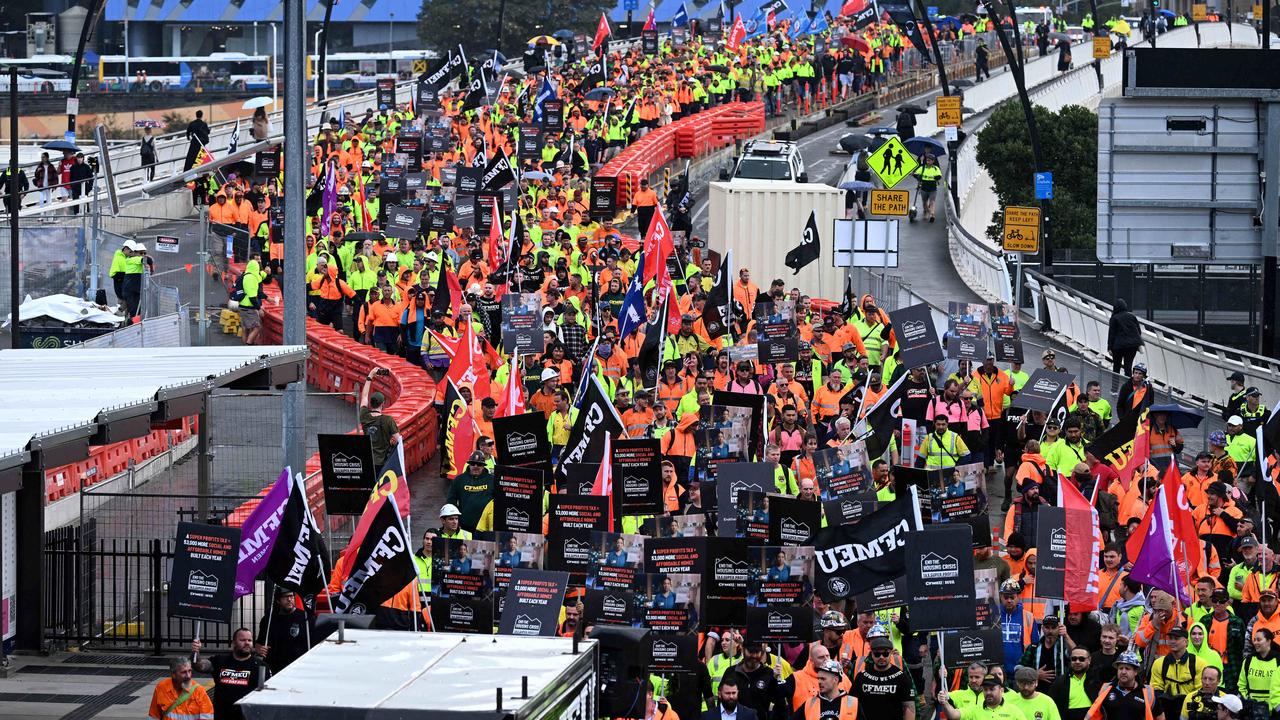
[
  {"xmin": 1060, "ymin": 477, "xmax": 1101, "ymax": 612},
  {"xmin": 727, "ymin": 15, "xmax": 747, "ymax": 50},
  {"xmin": 445, "ymin": 319, "xmax": 492, "ymax": 400},
  {"xmin": 643, "ymin": 6, "xmax": 656, "ymax": 30},
  {"xmin": 496, "ymin": 354, "xmax": 526, "ymax": 418},
  {"xmin": 444, "ymin": 379, "xmax": 480, "ymax": 478},
  {"xmin": 357, "ymin": 170, "xmax": 372, "ymax": 232},
  {"xmin": 1126, "ymin": 459, "xmax": 1203, "ymax": 583},
  {"xmin": 591, "ymin": 433, "xmax": 615, "ymax": 530},
  {"xmin": 592, "ymin": 13, "xmax": 612, "ymax": 51},
  {"xmin": 642, "ymin": 206, "xmax": 675, "ymax": 285}
]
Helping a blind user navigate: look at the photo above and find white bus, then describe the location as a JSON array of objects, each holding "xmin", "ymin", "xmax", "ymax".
[
  {"xmin": 0, "ymin": 56, "xmax": 74, "ymax": 93},
  {"xmin": 97, "ymin": 52, "xmax": 273, "ymax": 92},
  {"xmin": 306, "ymin": 50, "xmax": 439, "ymax": 92}
]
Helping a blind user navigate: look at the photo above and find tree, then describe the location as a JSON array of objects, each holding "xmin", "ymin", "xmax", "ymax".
[
  {"xmin": 975, "ymin": 102, "xmax": 1098, "ymax": 250},
  {"xmin": 417, "ymin": 0, "xmax": 616, "ymax": 59}
]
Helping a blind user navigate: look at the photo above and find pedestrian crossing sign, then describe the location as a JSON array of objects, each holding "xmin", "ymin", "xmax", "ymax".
[{"xmin": 866, "ymin": 136, "xmax": 919, "ymax": 189}]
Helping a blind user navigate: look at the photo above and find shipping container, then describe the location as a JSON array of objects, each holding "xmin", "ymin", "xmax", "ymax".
[{"xmin": 707, "ymin": 180, "xmax": 847, "ymax": 303}]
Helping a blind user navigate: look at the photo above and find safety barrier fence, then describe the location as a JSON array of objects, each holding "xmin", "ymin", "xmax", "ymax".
[
  {"xmin": 41, "ymin": 418, "xmax": 196, "ymax": 504},
  {"xmin": 944, "ymin": 22, "xmax": 1280, "ymax": 409}
]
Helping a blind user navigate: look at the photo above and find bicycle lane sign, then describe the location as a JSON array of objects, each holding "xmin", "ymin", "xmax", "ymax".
[{"xmin": 1001, "ymin": 205, "xmax": 1041, "ymax": 253}]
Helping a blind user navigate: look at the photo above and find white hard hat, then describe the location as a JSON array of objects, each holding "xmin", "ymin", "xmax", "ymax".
[
  {"xmin": 439, "ymin": 503, "xmax": 462, "ymax": 518},
  {"xmin": 541, "ymin": 368, "xmax": 559, "ymax": 383}
]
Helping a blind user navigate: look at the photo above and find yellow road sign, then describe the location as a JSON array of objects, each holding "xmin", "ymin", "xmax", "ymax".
[
  {"xmin": 1192, "ymin": 3, "xmax": 1207, "ymax": 20},
  {"xmin": 413, "ymin": 59, "xmax": 429, "ymax": 74},
  {"xmin": 866, "ymin": 136, "xmax": 919, "ymax": 190},
  {"xmin": 1093, "ymin": 36, "xmax": 1111, "ymax": 59},
  {"xmin": 869, "ymin": 189, "xmax": 910, "ymax": 216},
  {"xmin": 1002, "ymin": 206, "xmax": 1041, "ymax": 253},
  {"xmin": 1254, "ymin": 3, "xmax": 1263, "ymax": 18},
  {"xmin": 936, "ymin": 96, "xmax": 962, "ymax": 127}
]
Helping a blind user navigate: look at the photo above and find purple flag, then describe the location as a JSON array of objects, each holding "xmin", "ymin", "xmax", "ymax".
[
  {"xmin": 1127, "ymin": 486, "xmax": 1191, "ymax": 605},
  {"xmin": 319, "ymin": 162, "xmax": 337, "ymax": 237},
  {"xmin": 233, "ymin": 469, "xmax": 292, "ymax": 599}
]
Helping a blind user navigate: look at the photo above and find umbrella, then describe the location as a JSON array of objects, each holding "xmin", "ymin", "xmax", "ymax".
[
  {"xmin": 952, "ymin": 79, "xmax": 975, "ymax": 88},
  {"xmin": 1049, "ymin": 32, "xmax": 1071, "ymax": 42},
  {"xmin": 962, "ymin": 106, "xmax": 976, "ymax": 113},
  {"xmin": 343, "ymin": 232, "xmax": 385, "ymax": 243},
  {"xmin": 1157, "ymin": 9, "xmax": 1176, "ymax": 18},
  {"xmin": 529, "ymin": 35, "xmax": 561, "ymax": 45},
  {"xmin": 840, "ymin": 35, "xmax": 871, "ymax": 53},
  {"xmin": 522, "ymin": 171, "xmax": 551, "ymax": 181},
  {"xmin": 898, "ymin": 103, "xmax": 927, "ymax": 114},
  {"xmin": 904, "ymin": 136, "xmax": 946, "ymax": 157},
  {"xmin": 552, "ymin": 29, "xmax": 575, "ymax": 40},
  {"xmin": 840, "ymin": 0, "xmax": 867, "ymax": 16},
  {"xmin": 584, "ymin": 87, "xmax": 617, "ymax": 101},
  {"xmin": 42, "ymin": 140, "xmax": 79, "ymax": 153},
  {"xmin": 242, "ymin": 96, "xmax": 274, "ymax": 110},
  {"xmin": 1148, "ymin": 403, "xmax": 1205, "ymax": 429},
  {"xmin": 867, "ymin": 126, "xmax": 897, "ymax": 136},
  {"xmin": 708, "ymin": 64, "xmax": 729, "ymax": 72},
  {"xmin": 839, "ymin": 180, "xmax": 875, "ymax": 191},
  {"xmin": 1111, "ymin": 19, "xmax": 1131, "ymax": 34},
  {"xmin": 959, "ymin": 13, "xmax": 979, "ymax": 23},
  {"xmin": 839, "ymin": 134, "xmax": 874, "ymax": 153},
  {"xmin": 933, "ymin": 16, "xmax": 962, "ymax": 30}
]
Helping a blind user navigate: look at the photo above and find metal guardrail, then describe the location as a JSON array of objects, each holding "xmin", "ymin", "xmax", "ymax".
[{"xmin": 944, "ymin": 21, "xmax": 1280, "ymax": 410}]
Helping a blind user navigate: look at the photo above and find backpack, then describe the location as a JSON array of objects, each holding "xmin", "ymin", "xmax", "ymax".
[
  {"xmin": 1095, "ymin": 489, "xmax": 1119, "ymax": 533},
  {"xmin": 229, "ymin": 273, "xmax": 247, "ymax": 303}
]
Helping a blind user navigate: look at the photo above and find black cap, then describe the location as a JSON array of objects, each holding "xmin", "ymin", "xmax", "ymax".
[
  {"xmin": 1167, "ymin": 626, "xmax": 1188, "ymax": 639},
  {"xmin": 981, "ymin": 673, "xmax": 1003, "ymax": 687},
  {"xmin": 1228, "ymin": 371, "xmax": 1245, "ymax": 383}
]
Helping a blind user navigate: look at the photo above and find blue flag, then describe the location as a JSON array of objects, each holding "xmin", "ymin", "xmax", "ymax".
[
  {"xmin": 617, "ymin": 257, "xmax": 647, "ymax": 340},
  {"xmin": 672, "ymin": 3, "xmax": 690, "ymax": 27},
  {"xmin": 533, "ymin": 76, "xmax": 557, "ymax": 122},
  {"xmin": 571, "ymin": 337, "xmax": 600, "ymax": 409},
  {"xmin": 808, "ymin": 14, "xmax": 830, "ymax": 34},
  {"xmin": 790, "ymin": 15, "xmax": 809, "ymax": 37}
]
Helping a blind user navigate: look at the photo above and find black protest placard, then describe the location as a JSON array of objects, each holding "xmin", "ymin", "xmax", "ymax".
[
  {"xmin": 941, "ymin": 627, "xmax": 1005, "ymax": 670},
  {"xmin": 1036, "ymin": 505, "xmax": 1068, "ymax": 600},
  {"xmin": 318, "ymin": 434, "xmax": 375, "ymax": 516},
  {"xmin": 548, "ymin": 493, "xmax": 610, "ymax": 534},
  {"xmin": 703, "ymin": 537, "xmax": 751, "ymax": 628},
  {"xmin": 642, "ymin": 573, "xmax": 701, "ymax": 633},
  {"xmin": 746, "ymin": 606, "xmax": 813, "ymax": 645},
  {"xmin": 749, "ymin": 545, "xmax": 810, "ymax": 608},
  {"xmin": 541, "ymin": 99, "xmax": 564, "ymax": 131},
  {"xmin": 431, "ymin": 537, "xmax": 494, "ymax": 602},
  {"xmin": 428, "ymin": 201, "xmax": 453, "ymax": 232},
  {"xmin": 905, "ymin": 526, "xmax": 976, "ymax": 631},
  {"xmin": 403, "ymin": 172, "xmax": 428, "ymax": 193},
  {"xmin": 545, "ymin": 528, "xmax": 595, "ymax": 579},
  {"xmin": 946, "ymin": 301, "xmax": 990, "ymax": 360},
  {"xmin": 642, "ymin": 29, "xmax": 660, "ymax": 54},
  {"xmin": 645, "ymin": 537, "xmax": 706, "ymax": 575},
  {"xmin": 518, "ymin": 123, "xmax": 544, "ymax": 160},
  {"xmin": 735, "ymin": 490, "xmax": 770, "ymax": 541},
  {"xmin": 476, "ymin": 192, "xmax": 503, "ymax": 235},
  {"xmin": 438, "ymin": 162, "xmax": 456, "ymax": 184},
  {"xmin": 564, "ymin": 463, "xmax": 602, "ymax": 497},
  {"xmin": 710, "ymin": 391, "xmax": 767, "ymax": 463},
  {"xmin": 647, "ymin": 632, "xmax": 699, "ymax": 672},
  {"xmin": 814, "ymin": 444, "xmax": 871, "ymax": 501},
  {"xmin": 811, "ymin": 489, "xmax": 922, "ymax": 601},
  {"xmin": 757, "ymin": 317, "xmax": 799, "ymax": 364},
  {"xmin": 590, "ymin": 176, "xmax": 618, "ymax": 220},
  {"xmin": 255, "ymin": 148, "xmax": 280, "ymax": 176},
  {"xmin": 1009, "ymin": 370, "xmax": 1074, "ymax": 414},
  {"xmin": 376, "ymin": 78, "xmax": 396, "ymax": 108},
  {"xmin": 613, "ymin": 438, "xmax": 663, "ymax": 516},
  {"xmin": 452, "ymin": 194, "xmax": 476, "ymax": 229},
  {"xmin": 430, "ymin": 596, "xmax": 493, "ymax": 634},
  {"xmin": 583, "ymin": 588, "xmax": 640, "ymax": 627},
  {"xmin": 853, "ymin": 576, "xmax": 909, "ymax": 611},
  {"xmin": 493, "ymin": 412, "xmax": 550, "ymax": 466},
  {"xmin": 416, "ymin": 80, "xmax": 438, "ymax": 110},
  {"xmin": 769, "ymin": 495, "xmax": 820, "ymax": 546},
  {"xmin": 169, "ymin": 522, "xmax": 241, "ymax": 623},
  {"xmin": 714, "ymin": 463, "xmax": 772, "ymax": 522},
  {"xmin": 384, "ymin": 206, "xmax": 423, "ymax": 240},
  {"xmin": 381, "ymin": 173, "xmax": 405, "ymax": 196},
  {"xmin": 492, "ymin": 465, "xmax": 545, "ymax": 533},
  {"xmin": 823, "ymin": 493, "xmax": 880, "ymax": 527},
  {"xmin": 990, "ymin": 302, "xmax": 1023, "ymax": 363},
  {"xmin": 500, "ymin": 296, "xmax": 543, "ymax": 355},
  {"xmin": 397, "ymin": 133, "xmax": 423, "ymax": 172},
  {"xmin": 498, "ymin": 569, "xmax": 570, "ymax": 636},
  {"xmin": 456, "ymin": 166, "xmax": 484, "ymax": 195},
  {"xmin": 587, "ymin": 531, "xmax": 644, "ymax": 591},
  {"xmin": 892, "ymin": 303, "xmax": 944, "ymax": 370}
]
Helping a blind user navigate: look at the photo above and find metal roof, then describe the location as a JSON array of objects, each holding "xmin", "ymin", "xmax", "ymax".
[
  {"xmin": 106, "ymin": 0, "xmax": 409, "ymax": 24},
  {"xmin": 0, "ymin": 345, "xmax": 307, "ymax": 468}
]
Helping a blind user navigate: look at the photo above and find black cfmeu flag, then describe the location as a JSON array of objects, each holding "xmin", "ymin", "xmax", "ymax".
[
  {"xmin": 852, "ymin": 2, "xmax": 879, "ymax": 29},
  {"xmin": 859, "ymin": 373, "xmax": 909, "ymax": 461},
  {"xmin": 265, "ymin": 473, "xmax": 330, "ymax": 595},
  {"xmin": 811, "ymin": 487, "xmax": 923, "ymax": 601},
  {"xmin": 481, "ymin": 151, "xmax": 516, "ymax": 191},
  {"xmin": 462, "ymin": 70, "xmax": 491, "ymax": 113},
  {"xmin": 881, "ymin": 3, "xmax": 932, "ymax": 60},
  {"xmin": 785, "ymin": 210, "xmax": 821, "ymax": 274},
  {"xmin": 703, "ymin": 249, "xmax": 733, "ymax": 340},
  {"xmin": 558, "ymin": 375, "xmax": 626, "ymax": 470},
  {"xmin": 578, "ymin": 53, "xmax": 608, "ymax": 93},
  {"xmin": 331, "ymin": 494, "xmax": 416, "ymax": 615},
  {"xmin": 422, "ymin": 44, "xmax": 468, "ymax": 91},
  {"xmin": 638, "ymin": 298, "xmax": 667, "ymax": 389}
]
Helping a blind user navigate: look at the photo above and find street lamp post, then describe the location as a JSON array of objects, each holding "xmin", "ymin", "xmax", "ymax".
[{"xmin": 389, "ymin": 12, "xmax": 395, "ymax": 54}]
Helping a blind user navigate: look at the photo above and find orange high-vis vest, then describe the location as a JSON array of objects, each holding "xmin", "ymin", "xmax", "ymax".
[{"xmin": 805, "ymin": 695, "xmax": 858, "ymax": 720}]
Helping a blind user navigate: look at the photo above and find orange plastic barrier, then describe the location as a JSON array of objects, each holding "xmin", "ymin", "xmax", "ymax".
[{"xmin": 43, "ymin": 417, "xmax": 196, "ymax": 502}]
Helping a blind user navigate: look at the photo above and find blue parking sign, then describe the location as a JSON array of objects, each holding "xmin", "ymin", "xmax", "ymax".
[
  {"xmin": 624, "ymin": 0, "xmax": 639, "ymax": 10},
  {"xmin": 1034, "ymin": 171, "xmax": 1053, "ymax": 200},
  {"xmin": 928, "ymin": 6, "xmax": 939, "ymax": 17}
]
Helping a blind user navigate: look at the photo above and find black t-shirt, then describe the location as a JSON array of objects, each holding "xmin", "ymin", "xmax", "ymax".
[
  {"xmin": 257, "ymin": 608, "xmax": 312, "ymax": 675},
  {"xmin": 900, "ymin": 376, "xmax": 935, "ymax": 426},
  {"xmin": 790, "ymin": 694, "xmax": 851, "ymax": 720},
  {"xmin": 209, "ymin": 653, "xmax": 268, "ymax": 720},
  {"xmin": 1097, "ymin": 683, "xmax": 1163, "ymax": 720},
  {"xmin": 851, "ymin": 665, "xmax": 916, "ymax": 720}
]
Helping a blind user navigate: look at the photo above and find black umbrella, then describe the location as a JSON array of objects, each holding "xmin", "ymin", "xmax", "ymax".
[
  {"xmin": 839, "ymin": 134, "xmax": 873, "ymax": 153},
  {"xmin": 344, "ymin": 232, "xmax": 386, "ymax": 243},
  {"xmin": 709, "ymin": 64, "xmax": 729, "ymax": 72},
  {"xmin": 552, "ymin": 29, "xmax": 575, "ymax": 40},
  {"xmin": 584, "ymin": 87, "xmax": 617, "ymax": 101},
  {"xmin": 898, "ymin": 103, "xmax": 927, "ymax": 114},
  {"xmin": 952, "ymin": 79, "xmax": 975, "ymax": 88}
]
